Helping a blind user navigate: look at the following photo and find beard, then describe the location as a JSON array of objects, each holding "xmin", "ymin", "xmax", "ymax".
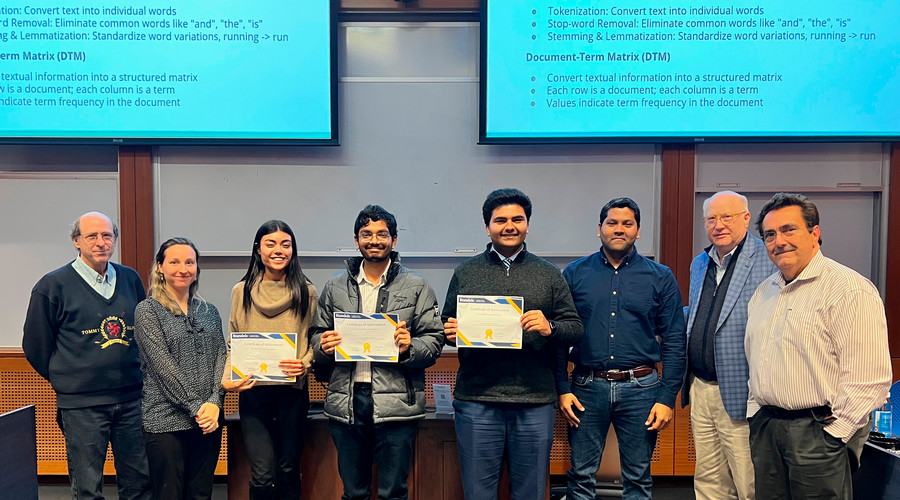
[{"xmin": 361, "ymin": 244, "xmax": 390, "ymax": 262}]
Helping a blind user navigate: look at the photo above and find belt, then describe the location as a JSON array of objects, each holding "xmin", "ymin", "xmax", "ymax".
[
  {"xmin": 577, "ymin": 365, "xmax": 653, "ymax": 381},
  {"xmin": 762, "ymin": 405, "xmax": 834, "ymax": 422}
]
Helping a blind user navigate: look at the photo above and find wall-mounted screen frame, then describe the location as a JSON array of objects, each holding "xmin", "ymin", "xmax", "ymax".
[
  {"xmin": 1, "ymin": 0, "xmax": 339, "ymax": 145},
  {"xmin": 480, "ymin": 0, "xmax": 900, "ymax": 144}
]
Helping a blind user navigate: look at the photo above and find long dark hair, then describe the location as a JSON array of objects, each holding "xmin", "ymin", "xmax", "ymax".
[{"xmin": 241, "ymin": 220, "xmax": 311, "ymax": 317}]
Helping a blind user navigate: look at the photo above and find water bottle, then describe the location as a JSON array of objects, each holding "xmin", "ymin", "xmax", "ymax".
[{"xmin": 874, "ymin": 398, "xmax": 893, "ymax": 437}]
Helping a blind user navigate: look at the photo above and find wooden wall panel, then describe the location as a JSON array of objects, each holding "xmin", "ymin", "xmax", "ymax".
[
  {"xmin": 673, "ymin": 392, "xmax": 696, "ymax": 476},
  {"xmin": 0, "ymin": 357, "xmax": 71, "ymax": 475},
  {"xmin": 3, "ymin": 350, "xmax": 685, "ymax": 478},
  {"xmin": 117, "ymin": 146, "xmax": 154, "ymax": 289},
  {"xmin": 886, "ymin": 143, "xmax": 900, "ymax": 366},
  {"xmin": 0, "ymin": 352, "xmax": 234, "ymax": 476},
  {"xmin": 659, "ymin": 144, "xmax": 696, "ymax": 303}
]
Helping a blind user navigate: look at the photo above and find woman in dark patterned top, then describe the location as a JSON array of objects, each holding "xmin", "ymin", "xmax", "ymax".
[{"xmin": 135, "ymin": 237, "xmax": 226, "ymax": 500}]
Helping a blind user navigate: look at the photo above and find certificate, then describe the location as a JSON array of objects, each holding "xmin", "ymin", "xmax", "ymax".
[
  {"xmin": 333, "ymin": 312, "xmax": 400, "ymax": 362},
  {"xmin": 230, "ymin": 332, "xmax": 298, "ymax": 382},
  {"xmin": 456, "ymin": 295, "xmax": 523, "ymax": 349}
]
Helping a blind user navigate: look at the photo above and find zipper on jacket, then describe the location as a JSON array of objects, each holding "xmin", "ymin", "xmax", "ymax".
[{"xmin": 405, "ymin": 372, "xmax": 415, "ymax": 405}]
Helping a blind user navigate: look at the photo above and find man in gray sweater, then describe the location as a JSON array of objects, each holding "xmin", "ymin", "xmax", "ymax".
[{"xmin": 443, "ymin": 188, "xmax": 583, "ymax": 500}]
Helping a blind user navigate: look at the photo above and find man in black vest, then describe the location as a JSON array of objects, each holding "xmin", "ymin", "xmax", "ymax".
[
  {"xmin": 682, "ymin": 191, "xmax": 774, "ymax": 500},
  {"xmin": 24, "ymin": 212, "xmax": 151, "ymax": 500}
]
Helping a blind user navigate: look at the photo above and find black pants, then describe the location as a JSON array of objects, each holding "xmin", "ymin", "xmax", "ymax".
[
  {"xmin": 329, "ymin": 383, "xmax": 417, "ymax": 500},
  {"xmin": 143, "ymin": 428, "xmax": 221, "ymax": 500},
  {"xmin": 748, "ymin": 406, "xmax": 868, "ymax": 500},
  {"xmin": 239, "ymin": 386, "xmax": 310, "ymax": 499}
]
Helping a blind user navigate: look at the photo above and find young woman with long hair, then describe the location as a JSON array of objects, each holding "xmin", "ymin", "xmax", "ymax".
[{"xmin": 222, "ymin": 220, "xmax": 317, "ymax": 500}]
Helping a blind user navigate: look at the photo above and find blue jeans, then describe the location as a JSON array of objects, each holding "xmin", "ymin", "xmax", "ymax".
[
  {"xmin": 58, "ymin": 398, "xmax": 151, "ymax": 500},
  {"xmin": 566, "ymin": 370, "xmax": 660, "ymax": 500},
  {"xmin": 454, "ymin": 399, "xmax": 555, "ymax": 500}
]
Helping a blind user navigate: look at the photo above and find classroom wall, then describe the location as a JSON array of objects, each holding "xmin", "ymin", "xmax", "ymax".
[
  {"xmin": 155, "ymin": 22, "xmax": 663, "ymax": 327},
  {"xmin": 0, "ymin": 23, "xmax": 891, "ymax": 347}
]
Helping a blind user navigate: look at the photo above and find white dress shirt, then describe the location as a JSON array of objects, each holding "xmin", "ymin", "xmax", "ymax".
[
  {"xmin": 352, "ymin": 259, "xmax": 390, "ymax": 384},
  {"xmin": 745, "ymin": 250, "xmax": 891, "ymax": 441}
]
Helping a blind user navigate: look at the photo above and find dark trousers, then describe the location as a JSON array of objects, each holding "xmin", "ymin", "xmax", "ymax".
[
  {"xmin": 143, "ymin": 428, "xmax": 222, "ymax": 500},
  {"xmin": 453, "ymin": 399, "xmax": 556, "ymax": 500},
  {"xmin": 748, "ymin": 406, "xmax": 869, "ymax": 500},
  {"xmin": 58, "ymin": 399, "xmax": 152, "ymax": 500},
  {"xmin": 329, "ymin": 383, "xmax": 417, "ymax": 500},
  {"xmin": 239, "ymin": 386, "xmax": 310, "ymax": 499}
]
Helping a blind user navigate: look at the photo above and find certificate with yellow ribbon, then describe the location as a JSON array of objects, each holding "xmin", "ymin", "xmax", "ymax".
[
  {"xmin": 333, "ymin": 312, "xmax": 400, "ymax": 362},
  {"xmin": 230, "ymin": 332, "xmax": 298, "ymax": 382},
  {"xmin": 456, "ymin": 295, "xmax": 524, "ymax": 349}
]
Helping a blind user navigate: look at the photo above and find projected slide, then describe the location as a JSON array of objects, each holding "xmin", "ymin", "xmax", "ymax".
[
  {"xmin": 0, "ymin": 1, "xmax": 335, "ymax": 143},
  {"xmin": 481, "ymin": 1, "xmax": 900, "ymax": 142}
]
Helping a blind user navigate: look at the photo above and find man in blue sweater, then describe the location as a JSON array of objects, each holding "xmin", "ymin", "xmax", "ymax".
[
  {"xmin": 23, "ymin": 212, "xmax": 151, "ymax": 500},
  {"xmin": 558, "ymin": 198, "xmax": 686, "ymax": 500}
]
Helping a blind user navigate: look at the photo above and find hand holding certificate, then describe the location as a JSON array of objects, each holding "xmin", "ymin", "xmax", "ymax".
[
  {"xmin": 333, "ymin": 312, "xmax": 401, "ymax": 362},
  {"xmin": 231, "ymin": 332, "xmax": 298, "ymax": 383},
  {"xmin": 456, "ymin": 295, "xmax": 524, "ymax": 349}
]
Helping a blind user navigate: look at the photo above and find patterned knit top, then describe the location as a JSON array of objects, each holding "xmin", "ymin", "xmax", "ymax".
[{"xmin": 135, "ymin": 297, "xmax": 227, "ymax": 433}]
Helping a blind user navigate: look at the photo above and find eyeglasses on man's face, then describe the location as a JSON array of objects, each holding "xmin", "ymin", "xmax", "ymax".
[
  {"xmin": 762, "ymin": 225, "xmax": 807, "ymax": 243},
  {"xmin": 81, "ymin": 232, "xmax": 116, "ymax": 244},
  {"xmin": 358, "ymin": 231, "xmax": 391, "ymax": 242},
  {"xmin": 703, "ymin": 212, "xmax": 746, "ymax": 227}
]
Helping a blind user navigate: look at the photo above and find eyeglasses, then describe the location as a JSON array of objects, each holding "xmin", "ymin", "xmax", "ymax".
[
  {"xmin": 762, "ymin": 226, "xmax": 803, "ymax": 243},
  {"xmin": 81, "ymin": 233, "xmax": 116, "ymax": 244},
  {"xmin": 702, "ymin": 212, "xmax": 746, "ymax": 227},
  {"xmin": 358, "ymin": 231, "xmax": 391, "ymax": 242}
]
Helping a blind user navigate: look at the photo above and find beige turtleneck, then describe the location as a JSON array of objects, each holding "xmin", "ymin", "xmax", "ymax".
[{"xmin": 222, "ymin": 279, "xmax": 317, "ymax": 389}]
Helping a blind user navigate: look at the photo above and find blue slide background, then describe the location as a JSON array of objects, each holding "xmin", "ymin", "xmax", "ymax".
[
  {"xmin": 483, "ymin": 0, "xmax": 900, "ymax": 139},
  {"xmin": 0, "ymin": 0, "xmax": 333, "ymax": 141}
]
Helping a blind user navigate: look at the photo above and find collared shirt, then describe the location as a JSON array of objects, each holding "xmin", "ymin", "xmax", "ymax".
[
  {"xmin": 746, "ymin": 250, "xmax": 891, "ymax": 441},
  {"xmin": 560, "ymin": 247, "xmax": 686, "ymax": 407},
  {"xmin": 490, "ymin": 244, "xmax": 523, "ymax": 263},
  {"xmin": 352, "ymin": 259, "xmax": 391, "ymax": 383},
  {"xmin": 708, "ymin": 243, "xmax": 739, "ymax": 285},
  {"xmin": 71, "ymin": 256, "xmax": 117, "ymax": 299}
]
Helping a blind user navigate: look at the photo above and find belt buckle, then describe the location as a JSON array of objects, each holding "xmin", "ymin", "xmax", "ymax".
[{"xmin": 605, "ymin": 369, "xmax": 622, "ymax": 381}]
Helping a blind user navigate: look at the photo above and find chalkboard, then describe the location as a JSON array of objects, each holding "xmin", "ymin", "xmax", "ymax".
[
  {"xmin": 693, "ymin": 142, "xmax": 887, "ymax": 283},
  {"xmin": 0, "ymin": 173, "xmax": 119, "ymax": 347}
]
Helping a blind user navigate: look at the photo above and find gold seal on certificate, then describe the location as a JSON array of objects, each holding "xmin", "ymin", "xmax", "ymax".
[
  {"xmin": 230, "ymin": 332, "xmax": 298, "ymax": 382},
  {"xmin": 333, "ymin": 312, "xmax": 400, "ymax": 362},
  {"xmin": 456, "ymin": 295, "xmax": 524, "ymax": 349}
]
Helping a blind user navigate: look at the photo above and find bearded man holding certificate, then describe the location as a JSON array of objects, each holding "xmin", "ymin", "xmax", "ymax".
[{"xmin": 443, "ymin": 188, "xmax": 584, "ymax": 500}]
